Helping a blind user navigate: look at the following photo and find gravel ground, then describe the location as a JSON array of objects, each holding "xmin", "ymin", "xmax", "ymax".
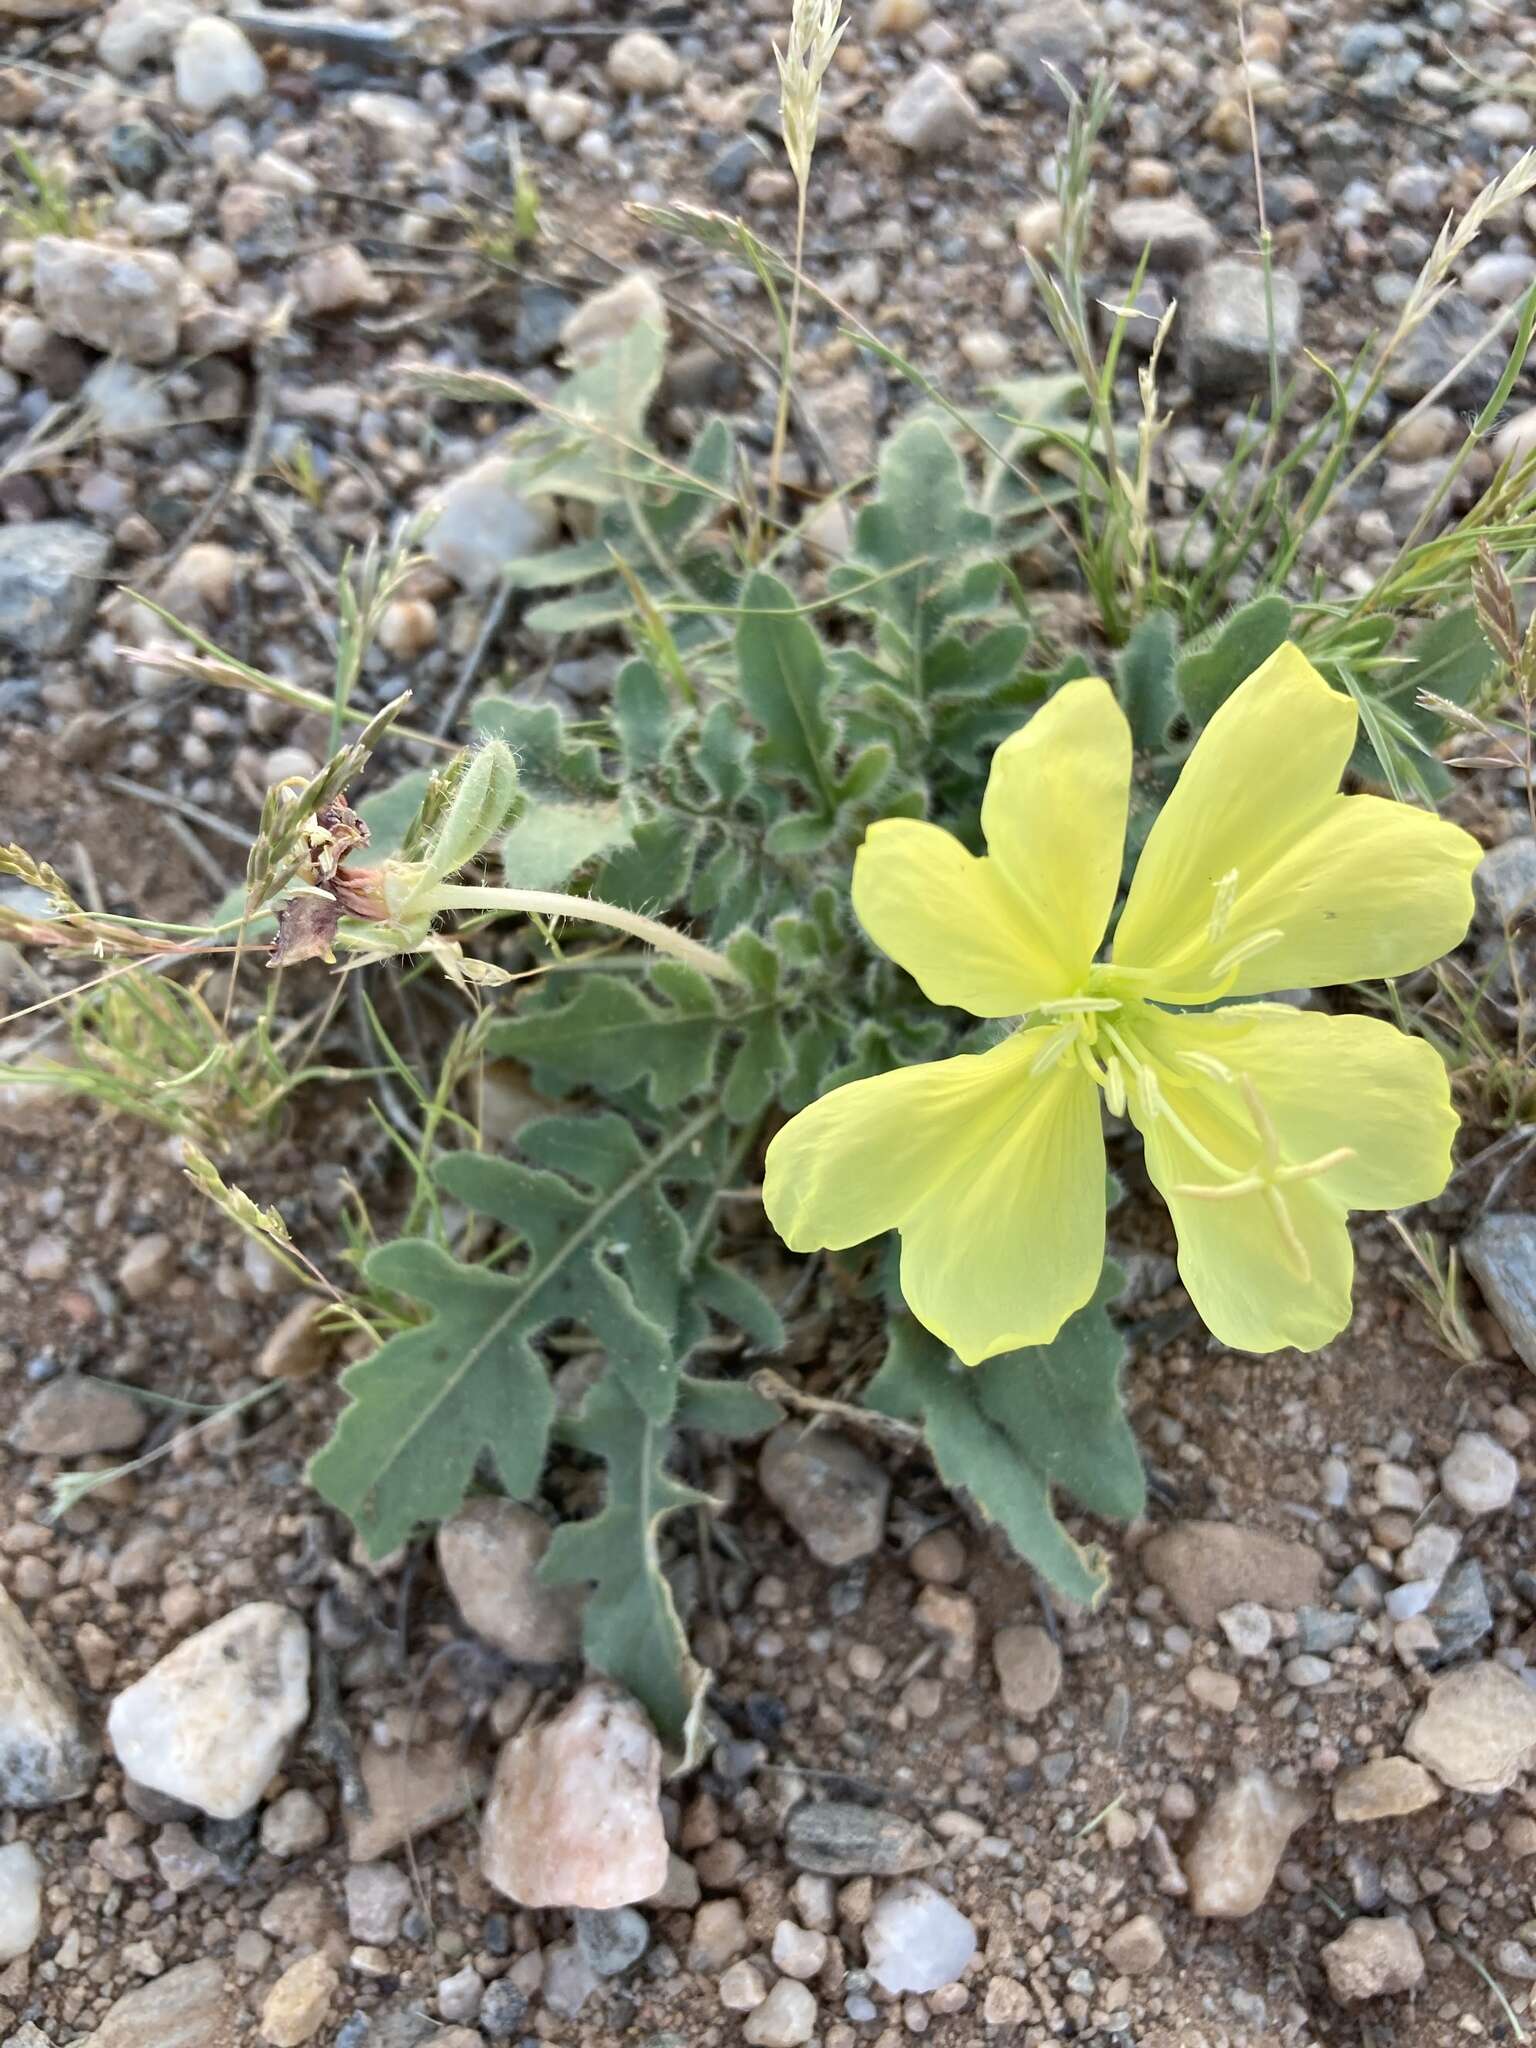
[{"xmin": 3, "ymin": 1, "xmax": 1536, "ymax": 2045}]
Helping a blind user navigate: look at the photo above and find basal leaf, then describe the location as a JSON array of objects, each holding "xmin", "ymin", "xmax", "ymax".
[
  {"xmin": 308, "ymin": 1239, "xmax": 556, "ymax": 1559},
  {"xmin": 1114, "ymin": 610, "xmax": 1180, "ymax": 750},
  {"xmin": 504, "ymin": 320, "xmax": 667, "ymax": 505},
  {"xmin": 473, "ymin": 696, "xmax": 611, "ymax": 799},
  {"xmin": 863, "ymin": 1267, "xmax": 1142, "ymax": 1609},
  {"xmin": 1348, "ymin": 605, "xmax": 1497, "ymax": 791},
  {"xmin": 1175, "ymin": 595, "xmax": 1292, "ymax": 725},
  {"xmin": 501, "ymin": 799, "xmax": 632, "ymax": 890},
  {"xmin": 487, "ymin": 963, "xmax": 727, "ymax": 1110},
  {"xmin": 736, "ymin": 569, "xmax": 839, "ymax": 821},
  {"xmin": 309, "ymin": 1109, "xmax": 722, "ymax": 1553},
  {"xmin": 594, "ymin": 813, "xmax": 699, "ymax": 912},
  {"xmin": 830, "ymin": 419, "xmax": 993, "ymax": 695},
  {"xmin": 542, "ymin": 1374, "xmax": 712, "ymax": 1763},
  {"xmin": 542, "ymin": 1366, "xmax": 779, "ymax": 1762}
]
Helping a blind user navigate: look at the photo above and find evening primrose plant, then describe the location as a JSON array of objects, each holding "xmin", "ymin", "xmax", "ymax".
[
  {"xmin": 6, "ymin": 378, "xmax": 1502, "ymax": 1753},
  {"xmin": 5, "ymin": 28, "xmax": 1521, "ymax": 1752}
]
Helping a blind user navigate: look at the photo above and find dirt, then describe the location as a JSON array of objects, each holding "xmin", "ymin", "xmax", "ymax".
[{"xmin": 1, "ymin": 1037, "xmax": 1534, "ymax": 2046}]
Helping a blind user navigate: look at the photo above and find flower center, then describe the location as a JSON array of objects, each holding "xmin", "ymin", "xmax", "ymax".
[{"xmin": 1023, "ymin": 981, "xmax": 1354, "ymax": 1284}]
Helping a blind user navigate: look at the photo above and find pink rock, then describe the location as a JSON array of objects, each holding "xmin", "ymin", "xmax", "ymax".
[{"xmin": 481, "ymin": 1682, "xmax": 668, "ymax": 1909}]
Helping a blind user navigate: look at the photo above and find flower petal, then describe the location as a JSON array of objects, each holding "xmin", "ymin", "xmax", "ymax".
[
  {"xmin": 851, "ymin": 677, "xmax": 1131, "ymax": 1016},
  {"xmin": 1127, "ymin": 1047, "xmax": 1355, "ymax": 1352},
  {"xmin": 852, "ymin": 821, "xmax": 1073, "ymax": 1015},
  {"xmin": 1112, "ymin": 643, "xmax": 1481, "ymax": 996},
  {"xmin": 762, "ymin": 1029, "xmax": 1106, "ymax": 1363},
  {"xmin": 980, "ymin": 676, "xmax": 1131, "ymax": 979},
  {"xmin": 1136, "ymin": 1003, "xmax": 1458, "ymax": 1210}
]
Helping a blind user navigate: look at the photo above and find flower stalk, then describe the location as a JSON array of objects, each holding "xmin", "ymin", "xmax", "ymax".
[{"xmin": 269, "ymin": 739, "xmax": 741, "ymax": 987}]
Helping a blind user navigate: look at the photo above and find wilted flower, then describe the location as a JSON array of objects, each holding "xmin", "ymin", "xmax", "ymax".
[
  {"xmin": 763, "ymin": 646, "xmax": 1482, "ymax": 1361},
  {"xmin": 270, "ymin": 740, "xmax": 738, "ymax": 987}
]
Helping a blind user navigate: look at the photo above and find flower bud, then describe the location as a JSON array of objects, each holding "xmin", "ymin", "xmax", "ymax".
[{"xmin": 420, "ymin": 740, "xmax": 520, "ymax": 886}]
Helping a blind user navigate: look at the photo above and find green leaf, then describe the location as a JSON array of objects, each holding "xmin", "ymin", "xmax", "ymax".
[
  {"xmin": 542, "ymin": 1365, "xmax": 778, "ymax": 1762},
  {"xmin": 614, "ymin": 658, "xmax": 680, "ymax": 776},
  {"xmin": 595, "ymin": 814, "xmax": 699, "ymax": 912},
  {"xmin": 487, "ymin": 963, "xmax": 728, "ymax": 1111},
  {"xmin": 473, "ymin": 696, "xmax": 611, "ymax": 799},
  {"xmin": 541, "ymin": 1373, "xmax": 712, "ymax": 1764},
  {"xmin": 309, "ymin": 1109, "xmax": 721, "ymax": 1552},
  {"xmin": 863, "ymin": 1268, "xmax": 1142, "ymax": 1609},
  {"xmin": 830, "ymin": 419, "xmax": 994, "ymax": 698},
  {"xmin": 1175, "ymin": 596, "xmax": 1292, "ymax": 724},
  {"xmin": 1349, "ymin": 605, "xmax": 1497, "ymax": 789},
  {"xmin": 1115, "ymin": 611, "xmax": 1180, "ymax": 750},
  {"xmin": 308, "ymin": 1238, "xmax": 556, "ymax": 1559},
  {"xmin": 736, "ymin": 569, "xmax": 839, "ymax": 821},
  {"xmin": 526, "ymin": 585, "xmax": 636, "ymax": 636},
  {"xmin": 501, "ymin": 799, "xmax": 632, "ymax": 891}
]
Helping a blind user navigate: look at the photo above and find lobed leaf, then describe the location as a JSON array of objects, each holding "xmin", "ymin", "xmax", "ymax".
[{"xmin": 863, "ymin": 1266, "xmax": 1143, "ymax": 1610}]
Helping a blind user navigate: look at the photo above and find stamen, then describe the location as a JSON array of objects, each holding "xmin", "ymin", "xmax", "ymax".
[
  {"xmin": 1172, "ymin": 1175, "xmax": 1266, "ymax": 1201},
  {"xmin": 1212, "ymin": 927, "xmax": 1285, "ymax": 979},
  {"xmin": 1264, "ymin": 1185, "xmax": 1312, "ymax": 1282},
  {"xmin": 1035, "ymin": 994, "xmax": 1123, "ymax": 1015},
  {"xmin": 1103, "ymin": 1054, "xmax": 1127, "ymax": 1118},
  {"xmin": 1074, "ymin": 1039, "xmax": 1111, "ymax": 1087},
  {"xmin": 1206, "ymin": 867, "xmax": 1240, "ymax": 946},
  {"xmin": 1276, "ymin": 1146, "xmax": 1356, "ymax": 1186},
  {"xmin": 1178, "ymin": 1049, "xmax": 1236, "ymax": 1084},
  {"xmin": 1237, "ymin": 1075, "xmax": 1282, "ymax": 1175},
  {"xmin": 1029, "ymin": 1023, "xmax": 1078, "ymax": 1076}
]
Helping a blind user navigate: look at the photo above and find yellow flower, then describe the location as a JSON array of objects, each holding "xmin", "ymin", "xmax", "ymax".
[{"xmin": 763, "ymin": 645, "xmax": 1482, "ymax": 1362}]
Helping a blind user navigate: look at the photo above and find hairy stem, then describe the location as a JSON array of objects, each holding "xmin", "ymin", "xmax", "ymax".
[{"xmin": 428, "ymin": 884, "xmax": 742, "ymax": 985}]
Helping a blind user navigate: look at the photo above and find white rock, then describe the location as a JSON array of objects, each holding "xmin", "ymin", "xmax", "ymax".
[
  {"xmin": 260, "ymin": 1787, "xmax": 329, "ymax": 1858},
  {"xmin": 1321, "ymin": 1916, "xmax": 1424, "ymax": 2002},
  {"xmin": 1332, "ymin": 1757, "xmax": 1441, "ymax": 1824},
  {"xmin": 481, "ymin": 1680, "xmax": 668, "ymax": 1909},
  {"xmin": 1462, "ymin": 251, "xmax": 1536, "ymax": 307},
  {"xmin": 1217, "ymin": 1602, "xmax": 1273, "ymax": 1659},
  {"xmin": 0, "ymin": 1584, "xmax": 97, "ymax": 1807},
  {"xmin": 607, "ymin": 29, "xmax": 681, "ymax": 95},
  {"xmin": 720, "ymin": 1959, "xmax": 768, "ymax": 2010},
  {"xmin": 295, "ymin": 243, "xmax": 382, "ymax": 317},
  {"xmin": 1406, "ymin": 1661, "xmax": 1536, "ymax": 1794},
  {"xmin": 863, "ymin": 1879, "xmax": 977, "ymax": 1993},
  {"xmin": 1183, "ymin": 1770, "xmax": 1312, "ymax": 1918},
  {"xmin": 33, "ymin": 236, "xmax": 184, "ymax": 366},
  {"xmin": 97, "ymin": 0, "xmax": 196, "ymax": 75},
  {"xmin": 83, "ymin": 359, "xmax": 172, "ymax": 439},
  {"xmin": 528, "ymin": 88, "xmax": 593, "ymax": 146},
  {"xmin": 1493, "ymin": 406, "xmax": 1536, "ymax": 470},
  {"xmin": 742, "ymin": 1978, "xmax": 817, "ymax": 2047},
  {"xmin": 0, "ymin": 1844, "xmax": 43, "ymax": 1964},
  {"xmin": 992, "ymin": 1623, "xmax": 1061, "ymax": 1717},
  {"xmin": 107, "ymin": 1602, "xmax": 311, "ymax": 1820},
  {"xmin": 425, "ymin": 454, "xmax": 559, "ymax": 594},
  {"xmin": 1440, "ymin": 1431, "xmax": 1518, "ymax": 1517},
  {"xmin": 348, "ymin": 91, "xmax": 437, "ymax": 158},
  {"xmin": 73, "ymin": 1957, "xmax": 229, "ymax": 2047},
  {"xmin": 173, "ymin": 17, "xmax": 266, "ymax": 114},
  {"xmin": 436, "ymin": 1499, "xmax": 580, "ymax": 1663},
  {"xmin": 770, "ymin": 1919, "xmax": 828, "ymax": 1981},
  {"xmin": 1108, "ymin": 197, "xmax": 1219, "ymax": 272},
  {"xmin": 882, "ymin": 60, "xmax": 979, "ymax": 154},
  {"xmin": 1396, "ymin": 1522, "xmax": 1459, "ymax": 1587},
  {"xmin": 757, "ymin": 1423, "xmax": 890, "ymax": 1568},
  {"xmin": 345, "ymin": 1862, "xmax": 413, "ymax": 1945}
]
